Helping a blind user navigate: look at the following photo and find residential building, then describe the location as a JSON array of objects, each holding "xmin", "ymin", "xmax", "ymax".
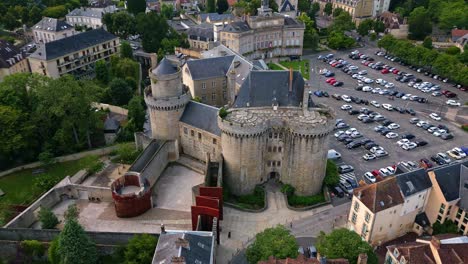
[
  {"xmin": 32, "ymin": 17, "xmax": 76, "ymax": 44},
  {"xmin": 385, "ymin": 235, "xmax": 468, "ymax": 264},
  {"xmin": 198, "ymin": 13, "xmax": 235, "ymax": 24},
  {"xmin": 66, "ymin": 5, "xmax": 117, "ymax": 29},
  {"xmin": 372, "ymin": 0, "xmax": 390, "ymax": 17},
  {"xmin": 219, "ymin": 1, "xmax": 304, "ymax": 60},
  {"xmin": 187, "ymin": 24, "xmax": 215, "ymax": 51},
  {"xmin": 28, "ymin": 29, "xmax": 119, "ymax": 79},
  {"xmin": 259, "ymin": 255, "xmax": 319, "ymax": 263},
  {"xmin": 347, "ymin": 169, "xmax": 432, "ymax": 246},
  {"xmin": 425, "ymin": 161, "xmax": 468, "ymax": 235},
  {"xmin": 332, "ymin": 0, "xmax": 373, "ymax": 22},
  {"xmin": 152, "ymin": 230, "xmax": 215, "ymax": 264},
  {"xmin": 451, "ymin": 29, "xmax": 468, "ymax": 43},
  {"xmin": 456, "ymin": 34, "xmax": 468, "ymax": 52},
  {"xmin": 0, "ymin": 40, "xmax": 30, "ymax": 81}
]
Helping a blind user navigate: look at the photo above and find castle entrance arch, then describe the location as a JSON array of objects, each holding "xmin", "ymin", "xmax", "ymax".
[{"xmin": 269, "ymin": 171, "xmax": 279, "ymax": 180}]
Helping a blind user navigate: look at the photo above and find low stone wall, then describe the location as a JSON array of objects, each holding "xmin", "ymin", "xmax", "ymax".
[
  {"xmin": 284, "ymin": 187, "xmax": 332, "ymax": 211},
  {"xmin": 223, "ymin": 185, "xmax": 268, "ymax": 213},
  {"xmin": 93, "ymin": 102, "xmax": 128, "ymax": 116},
  {"xmin": 0, "ymin": 146, "xmax": 118, "ymax": 178}
]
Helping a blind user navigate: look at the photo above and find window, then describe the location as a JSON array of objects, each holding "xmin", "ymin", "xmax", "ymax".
[
  {"xmin": 201, "ymin": 82, "xmax": 206, "ymax": 89},
  {"xmin": 439, "ymin": 204, "xmax": 446, "ymax": 215},
  {"xmin": 437, "ymin": 215, "xmax": 443, "ymax": 223},
  {"xmin": 268, "ymin": 146, "xmax": 272, "ymax": 152},
  {"xmin": 365, "ymin": 212, "xmax": 371, "ymax": 223},
  {"xmin": 212, "ymin": 81, "xmax": 216, "ymax": 87},
  {"xmin": 277, "ymin": 161, "xmax": 281, "ymax": 166},
  {"xmin": 351, "ymin": 212, "xmax": 357, "ymax": 224},
  {"xmin": 191, "ymin": 130, "xmax": 194, "ymax": 137},
  {"xmin": 273, "ymin": 147, "xmax": 277, "ymax": 152},
  {"xmin": 184, "ymin": 127, "xmax": 188, "ymax": 134},
  {"xmin": 393, "ymin": 248, "xmax": 400, "ymax": 257},
  {"xmin": 389, "ymin": 224, "xmax": 392, "ymax": 228},
  {"xmin": 361, "ymin": 224, "xmax": 368, "ymax": 238},
  {"xmin": 269, "ymin": 133, "xmax": 272, "ymax": 138},
  {"xmin": 354, "ymin": 201, "xmax": 360, "ymax": 212},
  {"xmin": 211, "ymin": 93, "xmax": 216, "ymax": 101},
  {"xmin": 213, "ymin": 138, "xmax": 217, "ymax": 145},
  {"xmin": 198, "ymin": 132, "xmax": 202, "ymax": 140},
  {"xmin": 222, "ymin": 79, "xmax": 226, "ymax": 87},
  {"xmin": 278, "ymin": 147, "xmax": 282, "ymax": 153},
  {"xmin": 201, "ymin": 95, "xmax": 207, "ymax": 102},
  {"xmin": 274, "ymin": 133, "xmax": 278, "ymax": 138},
  {"xmin": 267, "ymin": 161, "xmax": 271, "ymax": 167}
]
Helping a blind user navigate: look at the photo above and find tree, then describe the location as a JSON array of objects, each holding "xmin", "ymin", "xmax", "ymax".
[
  {"xmin": 127, "ymin": 0, "xmax": 146, "ymax": 15},
  {"xmin": 64, "ymin": 204, "xmax": 79, "ymax": 221},
  {"xmin": 58, "ymin": 218, "xmax": 97, "ymax": 264},
  {"xmin": 120, "ymin": 41, "xmax": 134, "ymax": 59},
  {"xmin": 438, "ymin": 0, "xmax": 468, "ymax": 31},
  {"xmin": 161, "ymin": 4, "xmax": 173, "ymax": 19},
  {"xmin": 109, "ymin": 78, "xmax": 134, "ymax": 106},
  {"xmin": 298, "ymin": 13, "xmax": 319, "ymax": 50},
  {"xmin": 246, "ymin": 225, "xmax": 298, "ymax": 263},
  {"xmin": 310, "ymin": 2, "xmax": 320, "ymax": 17},
  {"xmin": 445, "ymin": 46, "xmax": 461, "ymax": 55},
  {"xmin": 105, "ymin": 11, "xmax": 137, "ymax": 39},
  {"xmin": 432, "ymin": 220, "xmax": 459, "ymax": 235},
  {"xmin": 95, "ymin": 60, "xmax": 109, "ymax": 84},
  {"xmin": 0, "ymin": 106, "xmax": 33, "ymax": 165},
  {"xmin": 127, "ymin": 96, "xmax": 146, "ymax": 133},
  {"xmin": 333, "ymin": 7, "xmax": 344, "ymax": 17},
  {"xmin": 20, "ymin": 240, "xmax": 46, "ymax": 262},
  {"xmin": 48, "ymin": 237, "xmax": 60, "ymax": 264},
  {"xmin": 408, "ymin": 7, "xmax": 432, "ymax": 40},
  {"xmin": 327, "ymin": 30, "xmax": 355, "ymax": 49},
  {"xmin": 324, "ymin": 2, "xmax": 333, "ymax": 16},
  {"xmin": 369, "ymin": 32, "xmax": 377, "ymax": 41},
  {"xmin": 28, "ymin": 5, "xmax": 44, "ymax": 26},
  {"xmin": 38, "ymin": 207, "xmax": 59, "ymax": 229},
  {"xmin": 298, "ymin": 0, "xmax": 311, "ymax": 13},
  {"xmin": 357, "ymin": 19, "xmax": 373, "ymax": 36},
  {"xmin": 3, "ymin": 12, "xmax": 21, "ymax": 30},
  {"xmin": 373, "ymin": 20, "xmax": 385, "ymax": 33},
  {"xmin": 207, "ymin": 0, "xmax": 216, "ymax": 12},
  {"xmin": 136, "ymin": 12, "xmax": 170, "ymax": 53},
  {"xmin": 422, "ymin": 36, "xmax": 432, "ymax": 49},
  {"xmin": 324, "ymin": 160, "xmax": 339, "ymax": 187},
  {"xmin": 317, "ymin": 229, "xmax": 378, "ymax": 264},
  {"xmin": 330, "ymin": 12, "xmax": 355, "ymax": 32},
  {"xmin": 217, "ymin": 0, "xmax": 229, "ymax": 14},
  {"xmin": 124, "ymin": 234, "xmax": 158, "ymax": 264},
  {"xmin": 42, "ymin": 5, "xmax": 68, "ymax": 18}
]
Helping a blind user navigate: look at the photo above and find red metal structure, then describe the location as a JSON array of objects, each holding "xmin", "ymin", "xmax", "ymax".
[{"xmin": 111, "ymin": 174, "xmax": 152, "ymax": 218}]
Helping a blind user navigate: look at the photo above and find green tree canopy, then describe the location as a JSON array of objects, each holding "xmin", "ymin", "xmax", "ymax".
[
  {"xmin": 58, "ymin": 219, "xmax": 97, "ymax": 264},
  {"xmin": 124, "ymin": 234, "xmax": 158, "ymax": 264},
  {"xmin": 324, "ymin": 2, "xmax": 333, "ymax": 16},
  {"xmin": 127, "ymin": 96, "xmax": 146, "ymax": 133},
  {"xmin": 42, "ymin": 5, "xmax": 68, "ymax": 18},
  {"xmin": 109, "ymin": 78, "xmax": 134, "ymax": 106},
  {"xmin": 438, "ymin": 0, "xmax": 468, "ymax": 31},
  {"xmin": 324, "ymin": 159, "xmax": 339, "ymax": 187},
  {"xmin": 327, "ymin": 30, "xmax": 355, "ymax": 49},
  {"xmin": 330, "ymin": 11, "xmax": 355, "ymax": 32},
  {"xmin": 408, "ymin": 7, "xmax": 432, "ymax": 40},
  {"xmin": 317, "ymin": 229, "xmax": 378, "ymax": 264},
  {"xmin": 246, "ymin": 225, "xmax": 298, "ymax": 263},
  {"xmin": 38, "ymin": 207, "xmax": 59, "ymax": 229},
  {"xmin": 120, "ymin": 41, "xmax": 134, "ymax": 59},
  {"xmin": 127, "ymin": 0, "xmax": 146, "ymax": 15},
  {"xmin": 298, "ymin": 13, "xmax": 319, "ymax": 50},
  {"xmin": 298, "ymin": 0, "xmax": 311, "ymax": 13},
  {"xmin": 207, "ymin": 0, "xmax": 216, "ymax": 12},
  {"xmin": 217, "ymin": 0, "xmax": 229, "ymax": 14},
  {"xmin": 310, "ymin": 2, "xmax": 320, "ymax": 17},
  {"xmin": 95, "ymin": 60, "xmax": 109, "ymax": 84},
  {"xmin": 161, "ymin": 4, "xmax": 173, "ymax": 19},
  {"xmin": 422, "ymin": 36, "xmax": 432, "ymax": 49},
  {"xmin": 103, "ymin": 11, "xmax": 137, "ymax": 39},
  {"xmin": 136, "ymin": 12, "xmax": 170, "ymax": 52},
  {"xmin": 373, "ymin": 20, "xmax": 385, "ymax": 33},
  {"xmin": 357, "ymin": 19, "xmax": 373, "ymax": 36},
  {"xmin": 445, "ymin": 46, "xmax": 461, "ymax": 56},
  {"xmin": 432, "ymin": 220, "xmax": 459, "ymax": 235}
]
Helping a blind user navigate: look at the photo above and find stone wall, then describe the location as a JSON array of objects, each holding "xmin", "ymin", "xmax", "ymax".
[
  {"xmin": 139, "ymin": 141, "xmax": 177, "ymax": 187},
  {"xmin": 179, "ymin": 123, "xmax": 221, "ymax": 162}
]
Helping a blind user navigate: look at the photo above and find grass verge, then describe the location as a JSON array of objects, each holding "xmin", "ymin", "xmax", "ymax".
[
  {"xmin": 279, "ymin": 60, "xmax": 310, "ymax": 80},
  {"xmin": 287, "ymin": 193, "xmax": 326, "ymax": 208},
  {"xmin": 223, "ymin": 186, "xmax": 265, "ymax": 210}
]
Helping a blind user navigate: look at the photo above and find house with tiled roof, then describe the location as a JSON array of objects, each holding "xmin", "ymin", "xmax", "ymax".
[
  {"xmin": 385, "ymin": 235, "xmax": 468, "ymax": 264},
  {"xmin": 451, "ymin": 29, "xmax": 468, "ymax": 43}
]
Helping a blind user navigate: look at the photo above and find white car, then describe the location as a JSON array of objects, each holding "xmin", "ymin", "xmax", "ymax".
[
  {"xmin": 341, "ymin": 95, "xmax": 352, "ymax": 102},
  {"xmin": 379, "ymin": 168, "xmax": 391, "ymax": 177},
  {"xmin": 358, "ymin": 114, "xmax": 369, "ymax": 120},
  {"xmin": 327, "ymin": 149, "xmax": 342, "ymax": 160},
  {"xmin": 446, "ymin": 100, "xmax": 461, "ymax": 107},
  {"xmin": 387, "ymin": 123, "xmax": 400, "ymax": 130},
  {"xmin": 452, "ymin": 147, "xmax": 467, "ymax": 158},
  {"xmin": 402, "ymin": 142, "xmax": 417, "ymax": 150},
  {"xmin": 385, "ymin": 83, "xmax": 395, "ymax": 89},
  {"xmin": 334, "ymin": 131, "xmax": 345, "ymax": 138},
  {"xmin": 433, "ymin": 129, "xmax": 447, "ymax": 137},
  {"xmin": 429, "ymin": 113, "xmax": 441, "ymax": 121},
  {"xmin": 358, "ymin": 70, "xmax": 367, "ymax": 75},
  {"xmin": 375, "ymin": 149, "xmax": 389, "ymax": 157},
  {"xmin": 386, "ymin": 132, "xmax": 398, "ymax": 139},
  {"xmin": 341, "ymin": 104, "xmax": 352, "ymax": 110},
  {"xmin": 362, "ymin": 86, "xmax": 372, "ymax": 92},
  {"xmin": 386, "ymin": 166, "xmax": 396, "ymax": 175},
  {"xmin": 370, "ymin": 146, "xmax": 385, "ymax": 153},
  {"xmin": 376, "ymin": 78, "xmax": 385, "ymax": 84},
  {"xmin": 352, "ymin": 74, "xmax": 360, "ymax": 79},
  {"xmin": 382, "ymin": 104, "xmax": 393, "ymax": 111},
  {"xmin": 363, "ymin": 78, "xmax": 374, "ymax": 84},
  {"xmin": 446, "ymin": 149, "xmax": 463, "ymax": 160},
  {"xmin": 350, "ymin": 131, "xmax": 362, "ymax": 138},
  {"xmin": 345, "ymin": 128, "xmax": 358, "ymax": 135},
  {"xmin": 364, "ymin": 172, "xmax": 376, "ymax": 183},
  {"xmin": 436, "ymin": 153, "xmax": 451, "ymax": 163},
  {"xmin": 402, "ymin": 94, "xmax": 412, "ymax": 100},
  {"xmin": 370, "ymin": 101, "xmax": 380, "ymax": 108},
  {"xmin": 416, "ymin": 121, "xmax": 429, "ymax": 127},
  {"xmin": 372, "ymin": 87, "xmax": 381, "ymax": 94},
  {"xmin": 428, "ymin": 126, "xmax": 438, "ymax": 133},
  {"xmin": 397, "ymin": 139, "xmax": 410, "ymax": 146},
  {"xmin": 362, "ymin": 153, "xmax": 376, "ymax": 161}
]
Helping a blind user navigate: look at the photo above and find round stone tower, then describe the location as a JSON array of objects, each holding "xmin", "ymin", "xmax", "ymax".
[{"xmin": 144, "ymin": 57, "xmax": 190, "ymax": 141}]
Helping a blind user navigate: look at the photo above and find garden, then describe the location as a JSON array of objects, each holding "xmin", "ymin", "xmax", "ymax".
[
  {"xmin": 223, "ymin": 185, "xmax": 265, "ymax": 210},
  {"xmin": 279, "ymin": 60, "xmax": 310, "ymax": 80}
]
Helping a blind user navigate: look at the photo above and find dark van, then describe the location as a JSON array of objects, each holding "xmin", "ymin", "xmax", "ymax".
[{"xmin": 332, "ymin": 186, "xmax": 345, "ymax": 198}]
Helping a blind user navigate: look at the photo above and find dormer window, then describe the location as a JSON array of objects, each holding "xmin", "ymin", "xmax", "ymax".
[
  {"xmin": 393, "ymin": 248, "xmax": 400, "ymax": 257},
  {"xmin": 400, "ymin": 256, "xmax": 407, "ymax": 264}
]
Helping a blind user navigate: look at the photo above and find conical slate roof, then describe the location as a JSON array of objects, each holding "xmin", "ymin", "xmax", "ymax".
[{"xmin": 152, "ymin": 57, "xmax": 178, "ymax": 76}]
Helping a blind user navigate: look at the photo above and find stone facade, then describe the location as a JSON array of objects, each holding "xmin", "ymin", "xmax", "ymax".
[{"xmin": 179, "ymin": 123, "xmax": 222, "ymax": 162}]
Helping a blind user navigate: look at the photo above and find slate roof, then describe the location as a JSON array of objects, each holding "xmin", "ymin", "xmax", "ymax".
[
  {"xmin": 0, "ymin": 40, "xmax": 26, "ymax": 68},
  {"xmin": 279, "ymin": 0, "xmax": 295, "ymax": 12},
  {"xmin": 67, "ymin": 5, "xmax": 116, "ymax": 19},
  {"xmin": 129, "ymin": 140, "xmax": 162, "ymax": 173},
  {"xmin": 458, "ymin": 161, "xmax": 468, "ymax": 210},
  {"xmin": 29, "ymin": 28, "xmax": 117, "ymax": 60},
  {"xmin": 33, "ymin": 17, "xmax": 73, "ymax": 32},
  {"xmin": 395, "ymin": 168, "xmax": 432, "ymax": 197},
  {"xmin": 152, "ymin": 57, "xmax": 179, "ymax": 76},
  {"xmin": 415, "ymin": 212, "xmax": 430, "ymax": 228},
  {"xmin": 103, "ymin": 117, "xmax": 120, "ymax": 131},
  {"xmin": 187, "ymin": 24, "xmax": 214, "ymax": 41},
  {"xmin": 233, "ymin": 70, "xmax": 305, "ymax": 108},
  {"xmin": 353, "ymin": 177, "xmax": 405, "ymax": 213},
  {"xmin": 432, "ymin": 161, "xmax": 468, "ymax": 202},
  {"xmin": 152, "ymin": 230, "xmax": 214, "ymax": 264},
  {"xmin": 284, "ymin": 17, "xmax": 304, "ymax": 28},
  {"xmin": 180, "ymin": 101, "xmax": 221, "ymax": 136},
  {"xmin": 199, "ymin": 13, "xmax": 234, "ymax": 23},
  {"xmin": 186, "ymin": 56, "xmax": 234, "ymax": 80},
  {"xmin": 222, "ymin": 21, "xmax": 251, "ymax": 33},
  {"xmin": 386, "ymin": 243, "xmax": 436, "ymax": 264}
]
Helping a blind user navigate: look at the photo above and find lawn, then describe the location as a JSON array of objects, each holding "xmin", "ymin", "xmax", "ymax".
[
  {"xmin": 287, "ymin": 193, "xmax": 326, "ymax": 207},
  {"xmin": 267, "ymin": 63, "xmax": 284, "ymax": 71},
  {"xmin": 0, "ymin": 156, "xmax": 99, "ymax": 206},
  {"xmin": 279, "ymin": 60, "xmax": 310, "ymax": 80}
]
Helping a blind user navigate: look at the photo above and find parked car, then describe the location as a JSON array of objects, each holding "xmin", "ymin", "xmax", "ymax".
[
  {"xmin": 364, "ymin": 172, "xmax": 376, "ymax": 183},
  {"xmin": 338, "ymin": 164, "xmax": 354, "ymax": 174},
  {"xmin": 363, "ymin": 153, "xmax": 376, "ymax": 161},
  {"xmin": 419, "ymin": 158, "xmax": 433, "ymax": 169},
  {"xmin": 429, "ymin": 113, "xmax": 441, "ymax": 121},
  {"xmin": 331, "ymin": 186, "xmax": 345, "ymax": 198}
]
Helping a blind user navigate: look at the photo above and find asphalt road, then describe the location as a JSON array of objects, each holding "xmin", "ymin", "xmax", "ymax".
[{"xmin": 303, "ymin": 48, "xmax": 468, "ymax": 182}]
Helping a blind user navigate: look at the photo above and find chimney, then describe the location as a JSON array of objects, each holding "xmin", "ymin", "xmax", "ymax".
[
  {"xmin": 161, "ymin": 223, "xmax": 166, "ymax": 234},
  {"xmin": 357, "ymin": 253, "xmax": 368, "ymax": 264},
  {"xmin": 175, "ymin": 238, "xmax": 189, "ymax": 248},
  {"xmin": 289, "ymin": 67, "xmax": 293, "ymax": 92},
  {"xmin": 357, "ymin": 191, "xmax": 362, "ymax": 200},
  {"xmin": 430, "ymin": 236, "xmax": 441, "ymax": 250},
  {"xmin": 150, "ymin": 53, "xmax": 158, "ymax": 70},
  {"xmin": 171, "ymin": 256, "xmax": 185, "ymax": 264}
]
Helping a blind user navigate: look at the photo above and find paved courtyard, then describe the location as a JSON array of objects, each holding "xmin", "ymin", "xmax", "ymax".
[{"xmin": 217, "ymin": 183, "xmax": 350, "ymax": 263}]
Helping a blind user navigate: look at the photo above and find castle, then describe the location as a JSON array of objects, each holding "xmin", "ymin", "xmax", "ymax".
[{"xmin": 144, "ymin": 57, "xmax": 335, "ymax": 196}]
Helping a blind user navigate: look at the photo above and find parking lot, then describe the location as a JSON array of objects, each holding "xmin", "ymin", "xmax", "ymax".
[{"xmin": 305, "ymin": 48, "xmax": 468, "ymax": 183}]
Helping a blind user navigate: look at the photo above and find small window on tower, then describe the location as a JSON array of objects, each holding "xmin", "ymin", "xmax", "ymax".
[
  {"xmin": 213, "ymin": 138, "xmax": 217, "ymax": 145},
  {"xmin": 184, "ymin": 127, "xmax": 188, "ymax": 134},
  {"xmin": 198, "ymin": 132, "xmax": 202, "ymax": 140},
  {"xmin": 191, "ymin": 130, "xmax": 194, "ymax": 137}
]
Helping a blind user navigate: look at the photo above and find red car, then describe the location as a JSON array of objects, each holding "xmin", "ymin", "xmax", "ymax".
[
  {"xmin": 392, "ymin": 69, "xmax": 399, "ymax": 74},
  {"xmin": 329, "ymin": 79, "xmax": 338, "ymax": 85},
  {"xmin": 331, "ymin": 62, "xmax": 339, "ymax": 67},
  {"xmin": 445, "ymin": 92, "xmax": 457, "ymax": 98},
  {"xmin": 419, "ymin": 158, "xmax": 433, "ymax": 169},
  {"xmin": 326, "ymin": 78, "xmax": 336, "ymax": 83},
  {"xmin": 364, "ymin": 61, "xmax": 371, "ymax": 66},
  {"xmin": 381, "ymin": 69, "xmax": 390, "ymax": 74},
  {"xmin": 371, "ymin": 170, "xmax": 380, "ymax": 176}
]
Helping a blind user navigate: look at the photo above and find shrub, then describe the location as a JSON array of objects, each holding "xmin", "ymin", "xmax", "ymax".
[
  {"xmin": 38, "ymin": 151, "xmax": 55, "ymax": 167},
  {"xmin": 33, "ymin": 174, "xmax": 59, "ymax": 191},
  {"xmin": 246, "ymin": 226, "xmax": 298, "ymax": 263},
  {"xmin": 124, "ymin": 234, "xmax": 158, "ymax": 264},
  {"xmin": 219, "ymin": 107, "xmax": 228, "ymax": 119},
  {"xmin": 20, "ymin": 240, "xmax": 45, "ymax": 259},
  {"xmin": 280, "ymin": 184, "xmax": 295, "ymax": 196},
  {"xmin": 432, "ymin": 219, "xmax": 458, "ymax": 235},
  {"xmin": 324, "ymin": 160, "xmax": 339, "ymax": 187},
  {"xmin": 288, "ymin": 193, "xmax": 326, "ymax": 207},
  {"xmin": 38, "ymin": 207, "xmax": 59, "ymax": 229},
  {"xmin": 462, "ymin": 124, "xmax": 468, "ymax": 132},
  {"xmin": 86, "ymin": 156, "xmax": 104, "ymax": 174},
  {"xmin": 115, "ymin": 143, "xmax": 141, "ymax": 164}
]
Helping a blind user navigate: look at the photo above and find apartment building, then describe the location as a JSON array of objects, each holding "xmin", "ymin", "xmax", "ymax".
[
  {"xmin": 219, "ymin": 1, "xmax": 304, "ymax": 60},
  {"xmin": 333, "ymin": 0, "xmax": 373, "ymax": 22},
  {"xmin": 0, "ymin": 40, "xmax": 30, "ymax": 81},
  {"xmin": 66, "ymin": 5, "xmax": 117, "ymax": 29},
  {"xmin": 425, "ymin": 161, "xmax": 468, "ymax": 235},
  {"xmin": 187, "ymin": 24, "xmax": 215, "ymax": 51},
  {"xmin": 348, "ymin": 169, "xmax": 432, "ymax": 246},
  {"xmin": 28, "ymin": 29, "xmax": 119, "ymax": 79},
  {"xmin": 32, "ymin": 17, "xmax": 76, "ymax": 44}
]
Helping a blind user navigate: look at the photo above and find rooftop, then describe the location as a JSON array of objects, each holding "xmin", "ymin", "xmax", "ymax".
[
  {"xmin": 431, "ymin": 160, "xmax": 468, "ymax": 202},
  {"xmin": 185, "ymin": 55, "xmax": 235, "ymax": 80},
  {"xmin": 199, "ymin": 13, "xmax": 234, "ymax": 23},
  {"xmin": 353, "ymin": 177, "xmax": 405, "ymax": 213},
  {"xmin": 279, "ymin": 0, "xmax": 296, "ymax": 12},
  {"xmin": 152, "ymin": 57, "xmax": 179, "ymax": 76},
  {"xmin": 187, "ymin": 24, "xmax": 214, "ymax": 40},
  {"xmin": 180, "ymin": 101, "xmax": 221, "ymax": 136},
  {"xmin": 0, "ymin": 40, "xmax": 26, "ymax": 68},
  {"xmin": 233, "ymin": 70, "xmax": 305, "ymax": 108},
  {"xmin": 29, "ymin": 28, "xmax": 118, "ymax": 60},
  {"xmin": 395, "ymin": 168, "xmax": 432, "ymax": 197},
  {"xmin": 67, "ymin": 5, "xmax": 117, "ymax": 19},
  {"xmin": 222, "ymin": 21, "xmax": 251, "ymax": 33},
  {"xmin": 33, "ymin": 17, "xmax": 73, "ymax": 32},
  {"xmin": 386, "ymin": 242, "xmax": 436, "ymax": 264}
]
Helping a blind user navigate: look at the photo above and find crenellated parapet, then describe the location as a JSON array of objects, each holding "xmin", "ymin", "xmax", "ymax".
[{"xmin": 144, "ymin": 86, "xmax": 191, "ymax": 111}]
